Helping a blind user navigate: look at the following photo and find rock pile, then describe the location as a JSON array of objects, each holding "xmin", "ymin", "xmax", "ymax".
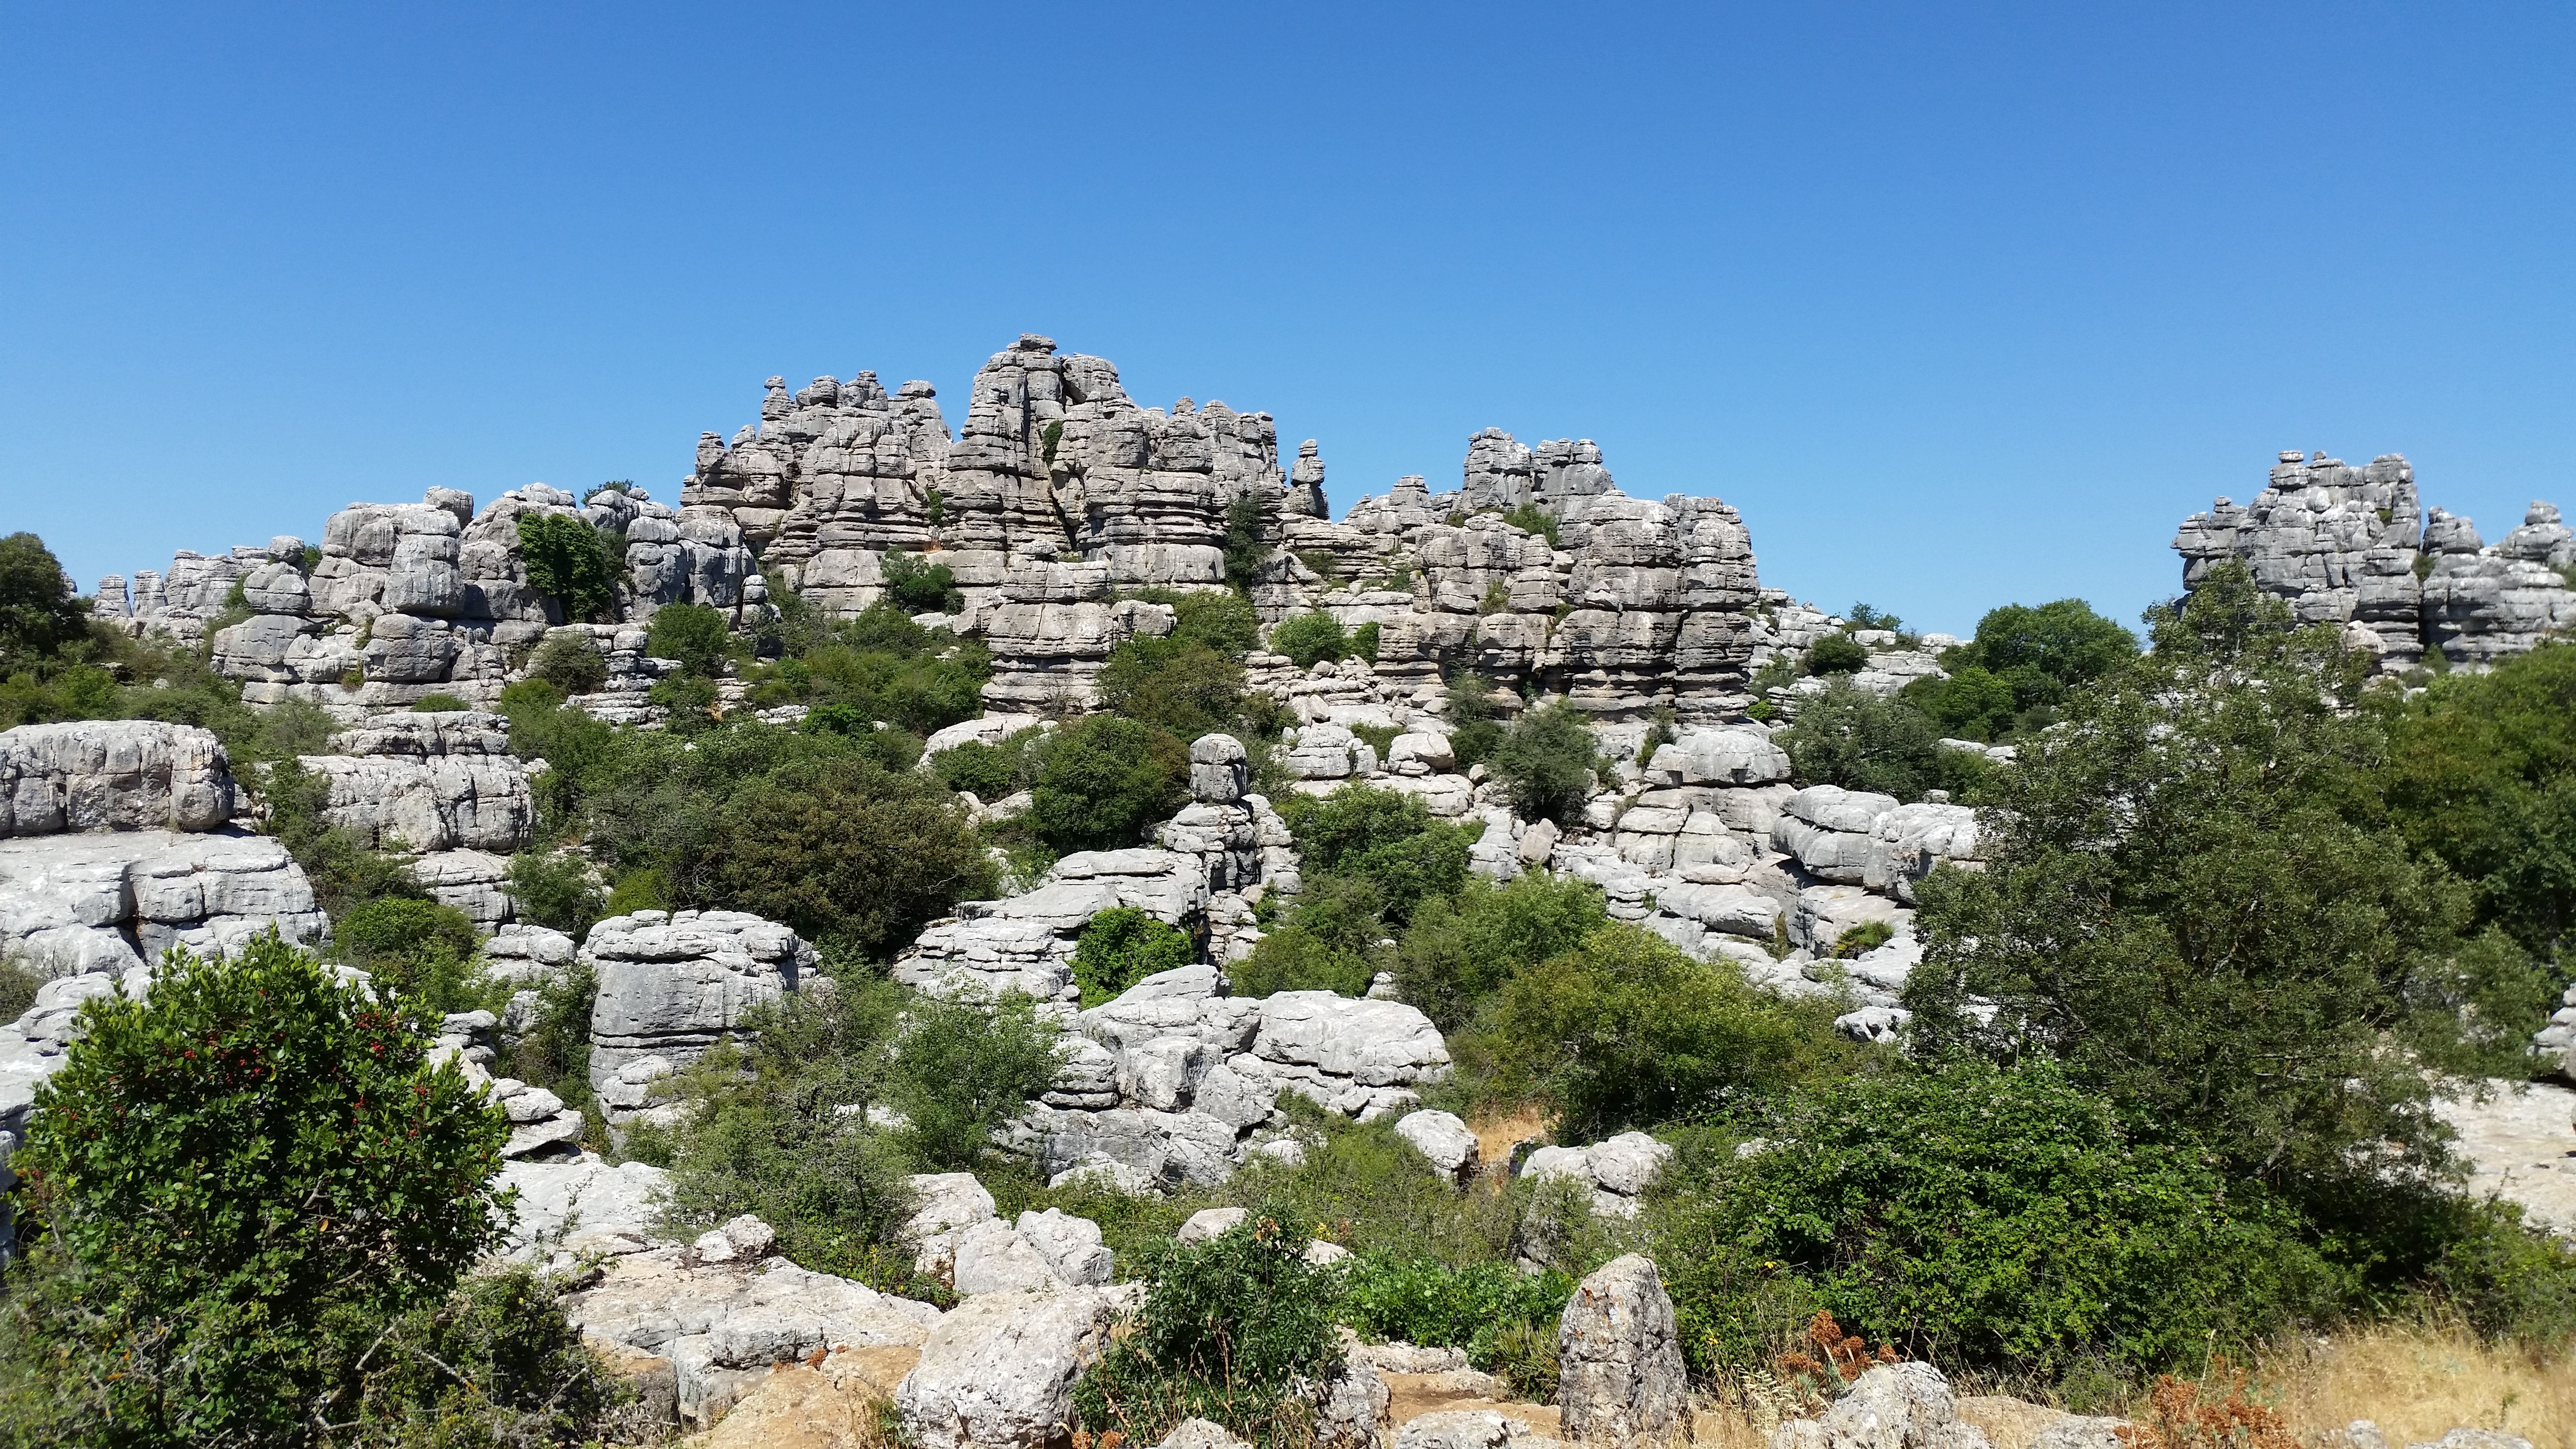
[{"xmin": 2175, "ymin": 450, "xmax": 2576, "ymax": 671}]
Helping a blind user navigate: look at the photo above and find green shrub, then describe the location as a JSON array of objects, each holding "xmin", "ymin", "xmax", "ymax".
[
  {"xmin": 1487, "ymin": 923, "xmax": 1861, "ymax": 1137},
  {"xmin": 656, "ymin": 977, "xmax": 933, "ymax": 1294},
  {"xmin": 260, "ymin": 756, "xmax": 431, "ymax": 921},
  {"xmin": 1340, "ymin": 1257, "xmax": 1575, "ymax": 1393},
  {"xmin": 1276, "ymin": 784, "xmax": 1476, "ymax": 927},
  {"xmin": 1394, "ymin": 873, "xmax": 1609, "ymax": 1031},
  {"xmin": 335, "ymin": 897, "xmax": 489, "ymax": 1013},
  {"xmin": 1099, "ymin": 636, "xmax": 1247, "ymax": 741},
  {"xmin": 1270, "ymin": 612, "xmax": 1349, "ymax": 670},
  {"xmin": 1352, "ymin": 621, "xmax": 1381, "ymax": 663},
  {"xmin": 1230, "ymin": 920, "xmax": 1375, "ymax": 999},
  {"xmin": 931, "ymin": 733, "xmax": 1036, "ymax": 801},
  {"xmin": 0, "ymin": 532, "xmax": 90, "ymax": 667},
  {"xmin": 1805, "ymin": 632, "xmax": 1869, "ymax": 675},
  {"xmin": 6, "ymin": 932, "xmax": 509, "ymax": 1445},
  {"xmin": 882, "ymin": 550, "xmax": 965, "ymax": 614},
  {"xmin": 1489, "ymin": 699, "xmax": 1600, "ymax": 825},
  {"xmin": 645, "ymin": 602, "xmax": 731, "ymax": 677},
  {"xmin": 1773, "ymin": 679, "xmax": 1944, "ymax": 800},
  {"xmin": 0, "ymin": 953, "xmax": 41, "ymax": 1023},
  {"xmin": 1222, "ymin": 495, "xmax": 1272, "ymax": 595},
  {"xmin": 1443, "ymin": 672, "xmax": 1506, "ymax": 771},
  {"xmin": 515, "ymin": 512, "xmax": 620, "ymax": 623},
  {"xmin": 409, "ymin": 691, "xmax": 471, "ymax": 712},
  {"xmin": 712, "ymin": 754, "xmax": 996, "ymax": 961},
  {"xmin": 506, "ymin": 957, "xmax": 596, "ymax": 1111},
  {"xmin": 505, "ymin": 848, "xmax": 603, "ymax": 938},
  {"xmin": 1030, "ymin": 715, "xmax": 1191, "ymax": 854},
  {"xmin": 1073, "ymin": 907, "xmax": 1196, "ymax": 1008},
  {"xmin": 1498, "ymin": 504, "xmax": 1562, "ymax": 548},
  {"xmin": 1655, "ymin": 1062, "xmax": 2338, "ymax": 1378},
  {"xmin": 526, "ymin": 630, "xmax": 608, "ymax": 694},
  {"xmin": 1831, "ymin": 919, "xmax": 1894, "ymax": 958},
  {"xmin": 1072, "ymin": 1200, "xmax": 1339, "ymax": 1448},
  {"xmin": 886, "ymin": 987, "xmax": 1067, "ymax": 1171}
]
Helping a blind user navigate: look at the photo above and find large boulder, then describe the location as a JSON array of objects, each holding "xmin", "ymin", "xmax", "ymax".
[
  {"xmin": 1557, "ymin": 1255, "xmax": 1688, "ymax": 1448},
  {"xmin": 0, "ymin": 827, "xmax": 326, "ymax": 978},
  {"xmin": 1772, "ymin": 786, "xmax": 1898, "ymax": 885},
  {"xmin": 295, "ymin": 710, "xmax": 533, "ymax": 854},
  {"xmin": 1768, "ymin": 1361, "xmax": 1991, "ymax": 1449},
  {"xmin": 584, "ymin": 910, "xmax": 816, "ymax": 1116},
  {"xmin": 893, "ymin": 1286, "xmax": 1119, "ymax": 1449},
  {"xmin": 0, "ymin": 721, "xmax": 235, "ymax": 835}
]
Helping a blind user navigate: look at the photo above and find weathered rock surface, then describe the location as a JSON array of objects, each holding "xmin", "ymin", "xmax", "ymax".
[
  {"xmin": 1769, "ymin": 1361, "xmax": 1991, "ymax": 1449},
  {"xmin": 296, "ymin": 711, "xmax": 534, "ymax": 854},
  {"xmin": 584, "ymin": 910, "xmax": 816, "ymax": 1121},
  {"xmin": 1396, "ymin": 1109, "xmax": 1482, "ymax": 1183},
  {"xmin": 893, "ymin": 1285, "xmax": 1118, "ymax": 1449},
  {"xmin": 1557, "ymin": 1255, "xmax": 1688, "ymax": 1447},
  {"xmin": 0, "ymin": 721, "xmax": 236, "ymax": 835},
  {"xmin": 1519, "ymin": 1133, "xmax": 1674, "ymax": 1220},
  {"xmin": 0, "ymin": 827, "xmax": 325, "ymax": 977}
]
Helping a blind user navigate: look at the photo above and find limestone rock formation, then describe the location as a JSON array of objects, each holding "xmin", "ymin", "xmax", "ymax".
[
  {"xmin": 893, "ymin": 1285, "xmax": 1119, "ymax": 1449},
  {"xmin": 1556, "ymin": 1255, "xmax": 1689, "ymax": 1447},
  {"xmin": 295, "ymin": 710, "xmax": 535, "ymax": 855},
  {"xmin": 1767, "ymin": 1361, "xmax": 1992, "ymax": 1449},
  {"xmin": 0, "ymin": 720, "xmax": 236, "ymax": 835},
  {"xmin": 584, "ymin": 909, "xmax": 817, "ymax": 1123},
  {"xmin": 1518, "ymin": 1133, "xmax": 1674, "ymax": 1220},
  {"xmin": 2175, "ymin": 450, "xmax": 2575, "ymax": 671}
]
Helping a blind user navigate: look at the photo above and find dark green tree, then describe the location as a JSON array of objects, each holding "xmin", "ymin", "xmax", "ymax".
[
  {"xmin": 712, "ymin": 754, "xmax": 997, "ymax": 961},
  {"xmin": 514, "ymin": 513, "xmax": 620, "ymax": 623},
  {"xmin": 0, "ymin": 532, "xmax": 89, "ymax": 668},
  {"xmin": 1268, "ymin": 612, "xmax": 1349, "ymax": 670},
  {"xmin": 1488, "ymin": 699, "xmax": 1600, "ymax": 824},
  {"xmin": 1222, "ymin": 494, "xmax": 1272, "ymax": 595},
  {"xmin": 1071, "ymin": 906, "xmax": 1197, "ymax": 1008},
  {"xmin": 1773, "ymin": 680, "xmax": 1945, "ymax": 799},
  {"xmin": 645, "ymin": 602, "xmax": 731, "ymax": 677},
  {"xmin": 1029, "ymin": 715, "xmax": 1191, "ymax": 854}
]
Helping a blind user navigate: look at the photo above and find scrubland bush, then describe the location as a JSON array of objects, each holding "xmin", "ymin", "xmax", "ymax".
[
  {"xmin": 1269, "ymin": 612, "xmax": 1349, "ymax": 669},
  {"xmin": 525, "ymin": 629, "xmax": 607, "ymax": 693},
  {"xmin": 1488, "ymin": 698, "xmax": 1600, "ymax": 824},
  {"xmin": 1073, "ymin": 906, "xmax": 1195, "ymax": 1008},
  {"xmin": 1030, "ymin": 714, "xmax": 1191, "ymax": 853}
]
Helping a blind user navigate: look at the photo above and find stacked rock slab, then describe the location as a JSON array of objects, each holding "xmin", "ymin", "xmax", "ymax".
[
  {"xmin": 295, "ymin": 710, "xmax": 536, "ymax": 856},
  {"xmin": 584, "ymin": 909, "xmax": 817, "ymax": 1126},
  {"xmin": 2175, "ymin": 450, "xmax": 2575, "ymax": 671}
]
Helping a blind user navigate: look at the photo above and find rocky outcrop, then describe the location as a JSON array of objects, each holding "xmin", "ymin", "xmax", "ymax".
[
  {"xmin": 0, "ymin": 826, "xmax": 325, "ymax": 978},
  {"xmin": 1556, "ymin": 1255, "xmax": 1689, "ymax": 1448},
  {"xmin": 295, "ymin": 710, "xmax": 535, "ymax": 855},
  {"xmin": 0, "ymin": 721, "xmax": 237, "ymax": 835},
  {"xmin": 1518, "ymin": 1133, "xmax": 1674, "ymax": 1220},
  {"xmin": 584, "ymin": 910, "xmax": 816, "ymax": 1124},
  {"xmin": 893, "ymin": 1285, "xmax": 1119, "ymax": 1449},
  {"xmin": 2175, "ymin": 451, "xmax": 2575, "ymax": 672},
  {"xmin": 1395, "ymin": 1108, "xmax": 1482, "ymax": 1183},
  {"xmin": 1768, "ymin": 1361, "xmax": 1992, "ymax": 1449}
]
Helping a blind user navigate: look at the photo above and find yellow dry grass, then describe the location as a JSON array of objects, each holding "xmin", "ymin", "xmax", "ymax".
[
  {"xmin": 1468, "ymin": 1104, "xmax": 1550, "ymax": 1175},
  {"xmin": 2255, "ymin": 1321, "xmax": 2576, "ymax": 1449}
]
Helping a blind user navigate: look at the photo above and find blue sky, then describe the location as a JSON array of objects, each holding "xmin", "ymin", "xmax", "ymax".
[{"xmin": 4, "ymin": 3, "xmax": 2570, "ymax": 636}]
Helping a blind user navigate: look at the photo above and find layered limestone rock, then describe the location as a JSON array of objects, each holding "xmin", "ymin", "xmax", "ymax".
[
  {"xmin": 1556, "ymin": 1255, "xmax": 1689, "ymax": 1448},
  {"xmin": 2175, "ymin": 450, "xmax": 2575, "ymax": 671},
  {"xmin": 295, "ymin": 710, "xmax": 535, "ymax": 855},
  {"xmin": 0, "ymin": 720, "xmax": 236, "ymax": 835},
  {"xmin": 584, "ymin": 910, "xmax": 817, "ymax": 1124}
]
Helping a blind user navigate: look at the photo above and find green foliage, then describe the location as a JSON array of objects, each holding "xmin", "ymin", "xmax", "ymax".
[
  {"xmin": 1804, "ymin": 632, "xmax": 1869, "ymax": 675},
  {"xmin": 1656, "ymin": 1062, "xmax": 2334, "ymax": 1378},
  {"xmin": 1905, "ymin": 598, "xmax": 2138, "ymax": 742},
  {"xmin": 1073, "ymin": 907, "xmax": 1196, "ymax": 1009},
  {"xmin": 525, "ymin": 630, "xmax": 607, "ymax": 694},
  {"xmin": 931, "ymin": 728, "xmax": 1042, "ymax": 802},
  {"xmin": 1340, "ymin": 1257, "xmax": 1574, "ymax": 1395},
  {"xmin": 1030, "ymin": 714, "xmax": 1191, "ymax": 854},
  {"xmin": 1442, "ymin": 672, "xmax": 1506, "ymax": 771},
  {"xmin": 8, "ymin": 932, "xmax": 508, "ymax": 1445},
  {"xmin": 1831, "ymin": 919, "xmax": 1895, "ymax": 958},
  {"xmin": 741, "ymin": 600, "xmax": 989, "ymax": 736},
  {"xmin": 515, "ymin": 512, "xmax": 620, "ymax": 623},
  {"xmin": 645, "ymin": 601, "xmax": 731, "ymax": 677},
  {"xmin": 712, "ymin": 753, "xmax": 996, "ymax": 961},
  {"xmin": 882, "ymin": 550, "xmax": 965, "ymax": 614},
  {"xmin": 1269, "ymin": 612, "xmax": 1349, "ymax": 669},
  {"xmin": 1277, "ymin": 784, "xmax": 1477, "ymax": 928},
  {"xmin": 0, "ymin": 954, "xmax": 40, "ymax": 1025},
  {"xmin": 1498, "ymin": 504, "xmax": 1562, "ymax": 548},
  {"xmin": 1296, "ymin": 549, "xmax": 1343, "ymax": 584},
  {"xmin": 1486, "ymin": 923, "xmax": 1864, "ymax": 1137},
  {"xmin": 1072, "ymin": 1201, "xmax": 1339, "ymax": 1449},
  {"xmin": 1099, "ymin": 635, "xmax": 1247, "ymax": 741},
  {"xmin": 408, "ymin": 691, "xmax": 471, "ymax": 712},
  {"xmin": 1352, "ymin": 620, "xmax": 1381, "ymax": 662},
  {"xmin": 655, "ymin": 977, "xmax": 932, "ymax": 1293},
  {"xmin": 1394, "ymin": 872, "xmax": 1610, "ymax": 1031},
  {"xmin": 335, "ymin": 896, "xmax": 490, "ymax": 1013},
  {"xmin": 0, "ymin": 532, "xmax": 90, "ymax": 668},
  {"xmin": 505, "ymin": 957, "xmax": 596, "ymax": 1112},
  {"xmin": 2379, "ymin": 641, "xmax": 2576, "ymax": 966},
  {"xmin": 1222, "ymin": 494, "xmax": 1273, "ymax": 595},
  {"xmin": 1774, "ymin": 679, "xmax": 1946, "ymax": 800},
  {"xmin": 1230, "ymin": 915, "xmax": 1376, "ymax": 999},
  {"xmin": 1904, "ymin": 562, "xmax": 2552, "ymax": 1201},
  {"xmin": 885, "ymin": 987, "xmax": 1067, "ymax": 1171},
  {"xmin": 1845, "ymin": 602, "xmax": 1903, "ymax": 632},
  {"xmin": 260, "ymin": 755, "xmax": 431, "ymax": 922},
  {"xmin": 1489, "ymin": 698, "xmax": 1600, "ymax": 824},
  {"xmin": 505, "ymin": 849, "xmax": 603, "ymax": 938},
  {"xmin": 1040, "ymin": 421, "xmax": 1064, "ymax": 464}
]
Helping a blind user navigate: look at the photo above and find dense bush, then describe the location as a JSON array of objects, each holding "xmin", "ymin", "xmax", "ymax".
[
  {"xmin": 1341, "ymin": 1256, "xmax": 1574, "ymax": 1393},
  {"xmin": 882, "ymin": 550, "xmax": 965, "ymax": 614},
  {"xmin": 885, "ymin": 987, "xmax": 1068, "ymax": 1171},
  {"xmin": 408, "ymin": 691, "xmax": 471, "ymax": 712},
  {"xmin": 3, "ymin": 932, "xmax": 516, "ymax": 1445},
  {"xmin": 741, "ymin": 599, "xmax": 990, "ymax": 737},
  {"xmin": 261, "ymin": 754, "xmax": 433, "ymax": 921},
  {"xmin": 1905, "ymin": 563, "xmax": 2552, "ymax": 1201},
  {"xmin": 335, "ymin": 896, "xmax": 488, "ymax": 1012},
  {"xmin": 1394, "ymin": 871, "xmax": 1609, "ymax": 1031},
  {"xmin": 712, "ymin": 754, "xmax": 997, "ymax": 961},
  {"xmin": 1773, "ymin": 679, "xmax": 1960, "ymax": 800},
  {"xmin": 1222, "ymin": 494, "xmax": 1272, "ymax": 595},
  {"xmin": 1484, "ymin": 922, "xmax": 1863, "ymax": 1136},
  {"xmin": 515, "ymin": 512, "xmax": 620, "ymax": 623},
  {"xmin": 1277, "ymin": 784, "xmax": 1477, "ymax": 927},
  {"xmin": 525, "ymin": 630, "xmax": 607, "ymax": 694},
  {"xmin": 1488, "ymin": 698, "xmax": 1600, "ymax": 824},
  {"xmin": 1804, "ymin": 632, "xmax": 1869, "ymax": 675},
  {"xmin": 1098, "ymin": 634, "xmax": 1247, "ymax": 741},
  {"xmin": 1072, "ymin": 1201, "xmax": 1339, "ymax": 1448},
  {"xmin": 930, "ymin": 728, "xmax": 1041, "ymax": 801},
  {"xmin": 1442, "ymin": 672, "xmax": 1507, "ymax": 772},
  {"xmin": 1904, "ymin": 598, "xmax": 2139, "ymax": 743},
  {"xmin": 1072, "ymin": 906, "xmax": 1196, "ymax": 1008},
  {"xmin": 1656, "ymin": 1062, "xmax": 2335, "ymax": 1379},
  {"xmin": 1269, "ymin": 612, "xmax": 1349, "ymax": 669},
  {"xmin": 1029, "ymin": 714, "xmax": 1191, "ymax": 854},
  {"xmin": 0, "ymin": 531, "xmax": 90, "ymax": 667},
  {"xmin": 505, "ymin": 847, "xmax": 604, "ymax": 938},
  {"xmin": 644, "ymin": 601, "xmax": 731, "ymax": 676}
]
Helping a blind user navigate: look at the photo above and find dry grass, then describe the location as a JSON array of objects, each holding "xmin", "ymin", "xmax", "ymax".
[
  {"xmin": 2256, "ymin": 1321, "xmax": 2576, "ymax": 1449},
  {"xmin": 1468, "ymin": 1105, "xmax": 1550, "ymax": 1175}
]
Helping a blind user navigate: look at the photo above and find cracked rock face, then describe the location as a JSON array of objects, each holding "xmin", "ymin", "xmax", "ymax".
[
  {"xmin": 584, "ymin": 910, "xmax": 817, "ymax": 1119},
  {"xmin": 0, "ymin": 721, "xmax": 236, "ymax": 836},
  {"xmin": 893, "ymin": 1285, "xmax": 1119, "ymax": 1449},
  {"xmin": 1556, "ymin": 1255, "xmax": 1689, "ymax": 1448}
]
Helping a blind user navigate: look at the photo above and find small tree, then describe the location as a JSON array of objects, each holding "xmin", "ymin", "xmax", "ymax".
[
  {"xmin": 1222, "ymin": 494, "xmax": 1272, "ymax": 595},
  {"xmin": 1443, "ymin": 671, "xmax": 1507, "ymax": 771},
  {"xmin": 0, "ymin": 532, "xmax": 90, "ymax": 669},
  {"xmin": 1072, "ymin": 907, "xmax": 1196, "ymax": 1008},
  {"xmin": 334, "ymin": 896, "xmax": 487, "ymax": 1013},
  {"xmin": 713, "ymin": 755, "xmax": 997, "ymax": 961},
  {"xmin": 1804, "ymin": 632, "xmax": 1869, "ymax": 676},
  {"xmin": 9, "ymin": 932, "xmax": 508, "ymax": 1444},
  {"xmin": 881, "ymin": 551, "xmax": 964, "ymax": 614},
  {"xmin": 1774, "ymin": 680, "xmax": 1944, "ymax": 799},
  {"xmin": 1030, "ymin": 715, "xmax": 1191, "ymax": 854},
  {"xmin": 525, "ymin": 631, "xmax": 608, "ymax": 694},
  {"xmin": 645, "ymin": 602, "xmax": 731, "ymax": 677},
  {"xmin": 885, "ymin": 988, "xmax": 1066, "ymax": 1171},
  {"xmin": 1269, "ymin": 612, "xmax": 1349, "ymax": 670},
  {"xmin": 515, "ymin": 513, "xmax": 620, "ymax": 623},
  {"xmin": 1489, "ymin": 699, "xmax": 1599, "ymax": 824},
  {"xmin": 505, "ymin": 848, "xmax": 604, "ymax": 938}
]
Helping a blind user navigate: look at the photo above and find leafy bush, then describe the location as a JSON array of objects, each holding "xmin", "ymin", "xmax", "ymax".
[
  {"xmin": 335, "ymin": 896, "xmax": 490, "ymax": 1012},
  {"xmin": 1485, "ymin": 923, "xmax": 1861, "ymax": 1136},
  {"xmin": 1394, "ymin": 872, "xmax": 1610, "ymax": 1031},
  {"xmin": 1277, "ymin": 785, "xmax": 1476, "ymax": 928},
  {"xmin": 1904, "ymin": 598, "xmax": 2138, "ymax": 742},
  {"xmin": 1072, "ymin": 1200, "xmax": 1340, "ymax": 1448},
  {"xmin": 1805, "ymin": 632, "xmax": 1869, "ymax": 675},
  {"xmin": 1340, "ymin": 1257, "xmax": 1574, "ymax": 1395},
  {"xmin": 506, "ymin": 957, "xmax": 596, "ymax": 1112},
  {"xmin": 515, "ymin": 512, "xmax": 620, "ymax": 623},
  {"xmin": 1773, "ymin": 679, "xmax": 1945, "ymax": 800},
  {"xmin": 506, "ymin": 848, "xmax": 604, "ymax": 938},
  {"xmin": 1352, "ymin": 620, "xmax": 1381, "ymax": 662},
  {"xmin": 1072, "ymin": 907, "xmax": 1195, "ymax": 1008},
  {"xmin": 1222, "ymin": 494, "xmax": 1272, "ymax": 595},
  {"xmin": 0, "ymin": 954, "xmax": 38, "ymax": 1024},
  {"xmin": 712, "ymin": 754, "xmax": 996, "ymax": 961},
  {"xmin": 885, "ymin": 987, "xmax": 1067, "ymax": 1171},
  {"xmin": 408, "ymin": 691, "xmax": 471, "ymax": 712},
  {"xmin": 1099, "ymin": 635, "xmax": 1247, "ymax": 741},
  {"xmin": 882, "ymin": 550, "xmax": 964, "ymax": 614},
  {"xmin": 645, "ymin": 601, "xmax": 731, "ymax": 677},
  {"xmin": 260, "ymin": 756, "xmax": 432, "ymax": 921},
  {"xmin": 1489, "ymin": 698, "xmax": 1600, "ymax": 824},
  {"xmin": 1498, "ymin": 504, "xmax": 1562, "ymax": 548},
  {"xmin": 1230, "ymin": 917, "xmax": 1376, "ymax": 999},
  {"xmin": 1655, "ymin": 1062, "xmax": 2336, "ymax": 1378},
  {"xmin": 0, "ymin": 532, "xmax": 90, "ymax": 667},
  {"xmin": 526, "ymin": 630, "xmax": 608, "ymax": 694},
  {"xmin": 6, "ymin": 932, "xmax": 510, "ymax": 1445},
  {"xmin": 1905, "ymin": 563, "xmax": 2552, "ymax": 1199},
  {"xmin": 655, "ymin": 976, "xmax": 929, "ymax": 1292},
  {"xmin": 1831, "ymin": 919, "xmax": 1894, "ymax": 958},
  {"xmin": 1030, "ymin": 714, "xmax": 1191, "ymax": 854},
  {"xmin": 931, "ymin": 729, "xmax": 1040, "ymax": 802},
  {"xmin": 1443, "ymin": 672, "xmax": 1507, "ymax": 771},
  {"xmin": 1270, "ymin": 612, "xmax": 1349, "ymax": 669}
]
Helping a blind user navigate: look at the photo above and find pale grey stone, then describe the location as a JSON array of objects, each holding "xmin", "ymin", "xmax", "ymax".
[
  {"xmin": 0, "ymin": 721, "xmax": 235, "ymax": 836},
  {"xmin": 895, "ymin": 1287, "xmax": 1118, "ymax": 1449},
  {"xmin": 1557, "ymin": 1256, "xmax": 1686, "ymax": 1447},
  {"xmin": 1395, "ymin": 1109, "xmax": 1481, "ymax": 1183}
]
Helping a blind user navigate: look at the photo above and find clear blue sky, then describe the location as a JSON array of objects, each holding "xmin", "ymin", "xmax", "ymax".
[{"xmin": 5, "ymin": 3, "xmax": 2571, "ymax": 637}]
